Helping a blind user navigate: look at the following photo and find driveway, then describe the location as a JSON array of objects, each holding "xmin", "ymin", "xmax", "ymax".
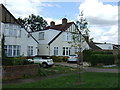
[{"xmin": 55, "ymin": 62, "xmax": 119, "ymax": 73}]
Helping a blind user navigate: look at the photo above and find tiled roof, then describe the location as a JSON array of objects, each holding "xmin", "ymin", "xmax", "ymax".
[
  {"xmin": 88, "ymin": 42, "xmax": 102, "ymax": 50},
  {"xmin": 0, "ymin": 4, "xmax": 20, "ymax": 25},
  {"xmin": 45, "ymin": 22, "xmax": 74, "ymax": 31}
]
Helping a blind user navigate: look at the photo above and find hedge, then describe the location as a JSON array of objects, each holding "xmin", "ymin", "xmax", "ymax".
[
  {"xmin": 2, "ymin": 57, "xmax": 33, "ymax": 66},
  {"xmin": 89, "ymin": 54, "xmax": 115, "ymax": 66},
  {"xmin": 83, "ymin": 50, "xmax": 115, "ymax": 66},
  {"xmin": 50, "ymin": 56, "xmax": 68, "ymax": 62}
]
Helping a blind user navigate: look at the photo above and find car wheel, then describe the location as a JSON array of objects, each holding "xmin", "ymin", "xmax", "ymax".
[{"xmin": 42, "ymin": 63, "xmax": 48, "ymax": 68}]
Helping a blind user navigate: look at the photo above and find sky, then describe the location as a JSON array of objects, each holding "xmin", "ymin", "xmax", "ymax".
[{"xmin": 0, "ymin": 0, "xmax": 119, "ymax": 44}]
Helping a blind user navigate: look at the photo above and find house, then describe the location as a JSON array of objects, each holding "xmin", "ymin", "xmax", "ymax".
[
  {"xmin": 88, "ymin": 41, "xmax": 102, "ymax": 50},
  {"xmin": 0, "ymin": 4, "xmax": 38, "ymax": 57},
  {"xmin": 31, "ymin": 18, "xmax": 90, "ymax": 56},
  {"xmin": 94, "ymin": 42, "xmax": 113, "ymax": 50}
]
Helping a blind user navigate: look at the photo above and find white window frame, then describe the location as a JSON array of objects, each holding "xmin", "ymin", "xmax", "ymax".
[
  {"xmin": 4, "ymin": 45, "xmax": 21, "ymax": 57},
  {"xmin": 54, "ymin": 47, "xmax": 58, "ymax": 56},
  {"xmin": 62, "ymin": 47, "xmax": 71, "ymax": 56},
  {"xmin": 39, "ymin": 32, "xmax": 44, "ymax": 40},
  {"xmin": 4, "ymin": 24, "xmax": 21, "ymax": 37},
  {"xmin": 27, "ymin": 46, "xmax": 33, "ymax": 56}
]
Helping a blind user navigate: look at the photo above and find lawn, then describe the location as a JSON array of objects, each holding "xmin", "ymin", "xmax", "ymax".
[
  {"xmin": 3, "ymin": 72, "xmax": 119, "ymax": 88},
  {"xmin": 39, "ymin": 65, "xmax": 77, "ymax": 76}
]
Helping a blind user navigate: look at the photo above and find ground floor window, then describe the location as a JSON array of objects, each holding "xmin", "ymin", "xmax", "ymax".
[
  {"xmin": 4, "ymin": 45, "xmax": 21, "ymax": 57},
  {"xmin": 54, "ymin": 47, "xmax": 58, "ymax": 56},
  {"xmin": 62, "ymin": 47, "xmax": 71, "ymax": 56},
  {"xmin": 27, "ymin": 46, "xmax": 33, "ymax": 56}
]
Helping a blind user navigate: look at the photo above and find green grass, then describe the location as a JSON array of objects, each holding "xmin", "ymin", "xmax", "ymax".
[
  {"xmin": 3, "ymin": 72, "xmax": 119, "ymax": 88},
  {"xmin": 39, "ymin": 65, "xmax": 77, "ymax": 76}
]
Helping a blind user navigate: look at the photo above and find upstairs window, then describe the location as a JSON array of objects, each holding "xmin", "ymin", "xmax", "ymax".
[
  {"xmin": 4, "ymin": 24, "xmax": 21, "ymax": 37},
  {"xmin": 39, "ymin": 32, "xmax": 44, "ymax": 40},
  {"xmin": 63, "ymin": 32, "xmax": 72, "ymax": 41}
]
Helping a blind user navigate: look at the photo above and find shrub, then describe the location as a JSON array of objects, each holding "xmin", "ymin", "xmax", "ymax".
[
  {"xmin": 83, "ymin": 50, "xmax": 93, "ymax": 62},
  {"xmin": 83, "ymin": 50, "xmax": 115, "ymax": 66},
  {"xmin": 2, "ymin": 57, "xmax": 13, "ymax": 66},
  {"xmin": 2, "ymin": 57, "xmax": 33, "ymax": 66},
  {"xmin": 89, "ymin": 54, "xmax": 115, "ymax": 66},
  {"xmin": 50, "ymin": 56, "xmax": 68, "ymax": 62}
]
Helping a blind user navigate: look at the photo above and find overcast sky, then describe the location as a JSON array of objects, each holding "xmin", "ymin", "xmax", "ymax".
[{"xmin": 0, "ymin": 0, "xmax": 118, "ymax": 44}]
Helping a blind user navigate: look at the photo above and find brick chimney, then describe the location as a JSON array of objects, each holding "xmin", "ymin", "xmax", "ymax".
[
  {"xmin": 62, "ymin": 18, "xmax": 67, "ymax": 25},
  {"xmin": 50, "ymin": 21, "xmax": 55, "ymax": 27}
]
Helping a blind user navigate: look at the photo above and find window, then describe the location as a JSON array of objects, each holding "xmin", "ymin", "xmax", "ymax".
[
  {"xmin": 4, "ymin": 45, "xmax": 21, "ymax": 57},
  {"xmin": 62, "ymin": 47, "xmax": 71, "ymax": 56},
  {"xmin": 63, "ymin": 47, "xmax": 65, "ymax": 55},
  {"xmin": 54, "ymin": 47, "xmax": 58, "ymax": 56},
  {"xmin": 39, "ymin": 32, "xmax": 44, "ymax": 40},
  {"xmin": 4, "ymin": 24, "xmax": 21, "ymax": 37},
  {"xmin": 27, "ymin": 46, "xmax": 33, "ymax": 56}
]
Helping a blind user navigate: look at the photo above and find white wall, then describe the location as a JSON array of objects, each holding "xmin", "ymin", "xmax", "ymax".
[
  {"xmin": 95, "ymin": 43, "xmax": 113, "ymax": 50},
  {"xmin": 32, "ymin": 29, "xmax": 61, "ymax": 44},
  {"xmin": 37, "ymin": 23, "xmax": 90, "ymax": 56},
  {"xmin": 1, "ymin": 23, "xmax": 38, "ymax": 57}
]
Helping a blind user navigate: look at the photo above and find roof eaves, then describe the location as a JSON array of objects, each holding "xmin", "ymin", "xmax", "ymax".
[{"xmin": 48, "ymin": 31, "xmax": 63, "ymax": 45}]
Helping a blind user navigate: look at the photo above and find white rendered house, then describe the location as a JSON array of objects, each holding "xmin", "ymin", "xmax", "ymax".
[
  {"xmin": 31, "ymin": 18, "xmax": 90, "ymax": 56},
  {"xmin": 94, "ymin": 42, "xmax": 113, "ymax": 50},
  {"xmin": 0, "ymin": 4, "xmax": 38, "ymax": 57}
]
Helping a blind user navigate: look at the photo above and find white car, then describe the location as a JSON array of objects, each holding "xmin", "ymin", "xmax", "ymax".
[
  {"xmin": 28, "ymin": 56, "xmax": 54, "ymax": 68},
  {"xmin": 67, "ymin": 54, "xmax": 78, "ymax": 63}
]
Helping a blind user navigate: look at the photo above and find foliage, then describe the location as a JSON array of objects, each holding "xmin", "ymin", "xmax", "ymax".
[
  {"xmin": 2, "ymin": 57, "xmax": 33, "ymax": 66},
  {"xmin": 17, "ymin": 14, "xmax": 48, "ymax": 32},
  {"xmin": 83, "ymin": 50, "xmax": 115, "ymax": 66},
  {"xmin": 50, "ymin": 56, "xmax": 68, "ymax": 62},
  {"xmin": 76, "ymin": 11, "xmax": 90, "ymax": 37},
  {"xmin": 89, "ymin": 54, "xmax": 115, "ymax": 66}
]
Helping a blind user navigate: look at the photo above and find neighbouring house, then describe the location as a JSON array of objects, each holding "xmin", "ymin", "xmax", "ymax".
[
  {"xmin": 31, "ymin": 18, "xmax": 90, "ymax": 56},
  {"xmin": 88, "ymin": 41, "xmax": 102, "ymax": 50},
  {"xmin": 0, "ymin": 4, "xmax": 38, "ymax": 57},
  {"xmin": 94, "ymin": 42, "xmax": 113, "ymax": 50}
]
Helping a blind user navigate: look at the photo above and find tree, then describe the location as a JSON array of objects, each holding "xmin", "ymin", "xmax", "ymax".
[
  {"xmin": 17, "ymin": 14, "xmax": 48, "ymax": 32},
  {"xmin": 76, "ymin": 11, "xmax": 90, "ymax": 38},
  {"xmin": 71, "ymin": 11, "xmax": 90, "ymax": 84}
]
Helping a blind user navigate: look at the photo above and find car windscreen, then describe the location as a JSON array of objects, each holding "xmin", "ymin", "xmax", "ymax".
[
  {"xmin": 34, "ymin": 57, "xmax": 42, "ymax": 59},
  {"xmin": 70, "ymin": 55, "xmax": 76, "ymax": 56}
]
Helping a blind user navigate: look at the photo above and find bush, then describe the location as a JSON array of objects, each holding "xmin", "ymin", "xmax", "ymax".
[
  {"xmin": 89, "ymin": 54, "xmax": 115, "ymax": 66},
  {"xmin": 83, "ymin": 50, "xmax": 93, "ymax": 62},
  {"xmin": 50, "ymin": 56, "xmax": 68, "ymax": 62},
  {"xmin": 83, "ymin": 50, "xmax": 115, "ymax": 66},
  {"xmin": 2, "ymin": 57, "xmax": 33, "ymax": 66}
]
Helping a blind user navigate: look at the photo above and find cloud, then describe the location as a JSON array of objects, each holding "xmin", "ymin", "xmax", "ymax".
[
  {"xmin": 0, "ymin": 0, "xmax": 60, "ymax": 18},
  {"xmin": 79, "ymin": 0, "xmax": 118, "ymax": 44},
  {"xmin": 0, "ymin": 0, "xmax": 42, "ymax": 18},
  {"xmin": 89, "ymin": 25, "xmax": 118, "ymax": 44}
]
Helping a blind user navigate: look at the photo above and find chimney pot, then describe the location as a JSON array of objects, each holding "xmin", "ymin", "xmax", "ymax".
[
  {"xmin": 50, "ymin": 21, "xmax": 55, "ymax": 27},
  {"xmin": 62, "ymin": 18, "xmax": 67, "ymax": 25}
]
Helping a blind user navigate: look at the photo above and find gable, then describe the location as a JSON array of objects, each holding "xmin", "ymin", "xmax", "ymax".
[{"xmin": 0, "ymin": 4, "xmax": 20, "ymax": 24}]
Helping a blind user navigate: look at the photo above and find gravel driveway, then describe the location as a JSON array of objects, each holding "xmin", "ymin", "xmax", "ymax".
[{"xmin": 55, "ymin": 62, "xmax": 119, "ymax": 73}]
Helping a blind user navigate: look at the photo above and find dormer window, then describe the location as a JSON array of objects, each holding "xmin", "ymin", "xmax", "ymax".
[{"xmin": 39, "ymin": 32, "xmax": 44, "ymax": 40}]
